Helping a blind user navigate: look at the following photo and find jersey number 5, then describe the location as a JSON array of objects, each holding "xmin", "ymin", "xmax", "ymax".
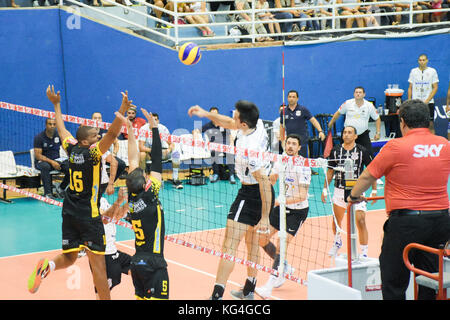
[{"xmin": 132, "ymin": 220, "xmax": 145, "ymax": 240}]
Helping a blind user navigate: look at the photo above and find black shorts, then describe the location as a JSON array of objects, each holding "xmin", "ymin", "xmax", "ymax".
[
  {"xmin": 227, "ymin": 184, "xmax": 275, "ymax": 227},
  {"xmin": 62, "ymin": 213, "xmax": 106, "ymax": 254},
  {"xmin": 269, "ymin": 206, "xmax": 308, "ymax": 236},
  {"xmin": 130, "ymin": 254, "xmax": 169, "ymax": 300},
  {"xmin": 428, "ymin": 103, "xmax": 435, "ymax": 120},
  {"xmin": 91, "ymin": 250, "xmax": 132, "ymax": 292}
]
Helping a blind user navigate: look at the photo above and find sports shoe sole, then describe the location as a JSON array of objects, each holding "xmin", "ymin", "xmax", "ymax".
[{"xmin": 28, "ymin": 258, "xmax": 49, "ymax": 294}]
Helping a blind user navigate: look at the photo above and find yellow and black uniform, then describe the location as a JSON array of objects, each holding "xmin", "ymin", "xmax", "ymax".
[
  {"xmin": 129, "ymin": 176, "xmax": 169, "ymax": 300},
  {"xmin": 61, "ymin": 136, "xmax": 106, "ymax": 255}
]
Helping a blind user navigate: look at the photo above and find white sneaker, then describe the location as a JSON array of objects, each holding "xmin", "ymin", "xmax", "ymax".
[
  {"xmin": 44, "ymin": 0, "xmax": 50, "ymax": 5},
  {"xmin": 255, "ymin": 276, "xmax": 276, "ymax": 299},
  {"xmin": 272, "ymin": 261, "xmax": 294, "ymax": 288},
  {"xmin": 32, "ymin": 0, "xmax": 39, "ymax": 6},
  {"xmin": 328, "ymin": 238, "xmax": 342, "ymax": 257}
]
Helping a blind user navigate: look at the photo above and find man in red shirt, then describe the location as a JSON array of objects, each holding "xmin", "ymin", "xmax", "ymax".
[
  {"xmin": 348, "ymin": 99, "xmax": 450, "ymax": 300},
  {"xmin": 120, "ymin": 106, "xmax": 146, "ymax": 140}
]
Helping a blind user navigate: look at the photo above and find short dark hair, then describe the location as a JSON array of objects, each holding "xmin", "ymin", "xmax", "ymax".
[
  {"xmin": 288, "ymin": 90, "xmax": 299, "ymax": 97},
  {"xmin": 235, "ymin": 100, "xmax": 259, "ymax": 129},
  {"xmin": 343, "ymin": 125, "xmax": 358, "ymax": 135},
  {"xmin": 399, "ymin": 99, "xmax": 430, "ymax": 129},
  {"xmin": 209, "ymin": 107, "xmax": 219, "ymax": 112},
  {"xmin": 152, "ymin": 113, "xmax": 159, "ymax": 120},
  {"xmin": 76, "ymin": 126, "xmax": 96, "ymax": 142},
  {"xmin": 354, "ymin": 86, "xmax": 365, "ymax": 93},
  {"xmin": 286, "ymin": 133, "xmax": 301, "ymax": 146},
  {"xmin": 45, "ymin": 117, "xmax": 55, "ymax": 125},
  {"xmin": 126, "ymin": 168, "xmax": 146, "ymax": 194}
]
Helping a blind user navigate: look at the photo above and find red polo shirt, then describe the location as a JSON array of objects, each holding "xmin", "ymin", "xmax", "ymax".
[{"xmin": 367, "ymin": 128, "xmax": 450, "ymax": 213}]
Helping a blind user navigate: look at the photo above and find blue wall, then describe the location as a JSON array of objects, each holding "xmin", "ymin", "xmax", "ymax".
[{"xmin": 0, "ymin": 8, "xmax": 449, "ymax": 158}]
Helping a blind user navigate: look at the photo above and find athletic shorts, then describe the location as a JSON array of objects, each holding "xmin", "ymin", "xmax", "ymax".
[
  {"xmin": 333, "ymin": 187, "xmax": 367, "ymax": 212},
  {"xmin": 269, "ymin": 206, "xmax": 308, "ymax": 236},
  {"xmin": 130, "ymin": 254, "xmax": 169, "ymax": 300},
  {"xmin": 62, "ymin": 213, "xmax": 106, "ymax": 254},
  {"xmin": 227, "ymin": 184, "xmax": 275, "ymax": 227},
  {"xmin": 91, "ymin": 250, "xmax": 132, "ymax": 292}
]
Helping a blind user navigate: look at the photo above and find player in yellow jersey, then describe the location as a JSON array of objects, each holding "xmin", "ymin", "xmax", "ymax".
[{"xmin": 28, "ymin": 85, "xmax": 133, "ymax": 300}]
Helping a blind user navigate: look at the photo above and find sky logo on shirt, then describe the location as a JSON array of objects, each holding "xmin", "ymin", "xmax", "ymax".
[{"xmin": 412, "ymin": 144, "xmax": 444, "ymax": 158}]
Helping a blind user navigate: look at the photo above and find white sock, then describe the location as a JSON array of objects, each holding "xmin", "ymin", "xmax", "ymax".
[
  {"xmin": 334, "ymin": 234, "xmax": 341, "ymax": 243},
  {"xmin": 360, "ymin": 245, "xmax": 368, "ymax": 255},
  {"xmin": 173, "ymin": 168, "xmax": 179, "ymax": 180},
  {"xmin": 49, "ymin": 260, "xmax": 56, "ymax": 272}
]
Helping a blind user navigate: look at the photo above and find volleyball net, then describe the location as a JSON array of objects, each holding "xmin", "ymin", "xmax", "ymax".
[{"xmin": 0, "ymin": 100, "xmax": 342, "ymax": 287}]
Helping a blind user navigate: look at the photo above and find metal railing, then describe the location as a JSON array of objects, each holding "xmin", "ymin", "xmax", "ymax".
[{"xmin": 59, "ymin": 0, "xmax": 450, "ymax": 46}]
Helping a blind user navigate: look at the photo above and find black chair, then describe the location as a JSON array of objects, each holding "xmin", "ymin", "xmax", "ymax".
[{"xmin": 308, "ymin": 113, "xmax": 340, "ymax": 158}]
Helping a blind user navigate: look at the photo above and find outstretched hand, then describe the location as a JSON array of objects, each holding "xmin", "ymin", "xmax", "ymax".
[
  {"xmin": 46, "ymin": 85, "xmax": 61, "ymax": 105},
  {"xmin": 141, "ymin": 108, "xmax": 158, "ymax": 129},
  {"xmin": 120, "ymin": 90, "xmax": 133, "ymax": 112},
  {"xmin": 188, "ymin": 105, "xmax": 208, "ymax": 118}
]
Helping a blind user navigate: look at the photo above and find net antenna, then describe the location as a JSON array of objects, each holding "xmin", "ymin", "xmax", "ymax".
[{"xmin": 278, "ymin": 51, "xmax": 287, "ymax": 279}]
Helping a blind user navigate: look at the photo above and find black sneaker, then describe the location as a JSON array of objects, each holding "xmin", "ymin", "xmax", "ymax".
[{"xmin": 173, "ymin": 180, "xmax": 183, "ymax": 189}]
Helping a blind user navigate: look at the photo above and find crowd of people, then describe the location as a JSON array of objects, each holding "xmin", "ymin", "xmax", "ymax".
[{"xmin": 7, "ymin": 0, "xmax": 449, "ymax": 40}]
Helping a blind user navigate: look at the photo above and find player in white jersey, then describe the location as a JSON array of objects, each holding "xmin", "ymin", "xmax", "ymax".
[
  {"xmin": 188, "ymin": 100, "xmax": 274, "ymax": 300},
  {"xmin": 256, "ymin": 134, "xmax": 311, "ymax": 299}
]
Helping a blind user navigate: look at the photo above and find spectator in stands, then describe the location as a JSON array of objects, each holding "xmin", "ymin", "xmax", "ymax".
[
  {"xmin": 33, "ymin": 118, "xmax": 69, "ymax": 199},
  {"xmin": 119, "ymin": 106, "xmax": 146, "ymax": 140},
  {"xmin": 234, "ymin": 0, "xmax": 274, "ymax": 41},
  {"xmin": 150, "ymin": 0, "xmax": 169, "ymax": 28},
  {"xmin": 392, "ymin": 1, "xmax": 425, "ymax": 24},
  {"xmin": 317, "ymin": 0, "xmax": 335, "ymax": 29},
  {"xmin": 418, "ymin": 0, "xmax": 432, "ymax": 22},
  {"xmin": 138, "ymin": 113, "xmax": 183, "ymax": 189},
  {"xmin": 182, "ymin": 1, "xmax": 216, "ymax": 37},
  {"xmin": 371, "ymin": 0, "xmax": 398, "ymax": 26},
  {"xmin": 32, "ymin": 0, "xmax": 52, "ymax": 6},
  {"xmin": 359, "ymin": 0, "xmax": 380, "ymax": 26},
  {"xmin": 256, "ymin": 0, "xmax": 282, "ymax": 38},
  {"xmin": 10, "ymin": 0, "xmax": 19, "ymax": 7},
  {"xmin": 202, "ymin": 107, "xmax": 236, "ymax": 184},
  {"xmin": 92, "ymin": 112, "xmax": 127, "ymax": 182},
  {"xmin": 273, "ymin": 0, "xmax": 295, "ymax": 36},
  {"xmin": 430, "ymin": 0, "xmax": 443, "ymax": 21},
  {"xmin": 297, "ymin": 0, "xmax": 321, "ymax": 31},
  {"xmin": 336, "ymin": 0, "xmax": 365, "ymax": 28}
]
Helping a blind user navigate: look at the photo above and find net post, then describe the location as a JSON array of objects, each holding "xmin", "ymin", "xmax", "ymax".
[
  {"xmin": 343, "ymin": 158, "xmax": 358, "ymax": 287},
  {"xmin": 278, "ymin": 156, "xmax": 287, "ymax": 279}
]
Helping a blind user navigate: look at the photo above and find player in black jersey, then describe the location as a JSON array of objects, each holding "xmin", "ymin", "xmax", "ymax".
[
  {"xmin": 116, "ymin": 108, "xmax": 169, "ymax": 300},
  {"xmin": 28, "ymin": 85, "xmax": 133, "ymax": 299},
  {"xmin": 321, "ymin": 126, "xmax": 378, "ymax": 258}
]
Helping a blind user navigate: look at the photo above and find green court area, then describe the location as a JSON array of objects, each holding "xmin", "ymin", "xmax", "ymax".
[{"xmin": 0, "ymin": 171, "xmax": 387, "ymax": 258}]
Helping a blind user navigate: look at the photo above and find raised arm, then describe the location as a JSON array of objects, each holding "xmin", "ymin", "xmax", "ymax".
[
  {"xmin": 46, "ymin": 85, "xmax": 72, "ymax": 142},
  {"xmin": 141, "ymin": 108, "xmax": 162, "ymax": 183},
  {"xmin": 327, "ymin": 110, "xmax": 341, "ymax": 130},
  {"xmin": 98, "ymin": 91, "xmax": 133, "ymax": 154},
  {"xmin": 188, "ymin": 105, "xmax": 238, "ymax": 130}
]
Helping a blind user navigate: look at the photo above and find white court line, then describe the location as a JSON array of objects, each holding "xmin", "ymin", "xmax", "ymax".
[{"xmin": 117, "ymin": 241, "xmax": 282, "ymax": 301}]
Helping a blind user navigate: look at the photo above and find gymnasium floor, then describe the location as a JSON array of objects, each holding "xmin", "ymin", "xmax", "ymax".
[{"xmin": 0, "ymin": 170, "xmax": 391, "ymax": 300}]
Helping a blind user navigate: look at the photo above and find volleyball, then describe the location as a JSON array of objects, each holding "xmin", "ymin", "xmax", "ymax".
[{"xmin": 178, "ymin": 42, "xmax": 201, "ymax": 65}]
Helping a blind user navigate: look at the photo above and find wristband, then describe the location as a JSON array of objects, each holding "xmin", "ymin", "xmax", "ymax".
[
  {"xmin": 371, "ymin": 190, "xmax": 377, "ymax": 195},
  {"xmin": 322, "ymin": 188, "xmax": 327, "ymax": 197}
]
